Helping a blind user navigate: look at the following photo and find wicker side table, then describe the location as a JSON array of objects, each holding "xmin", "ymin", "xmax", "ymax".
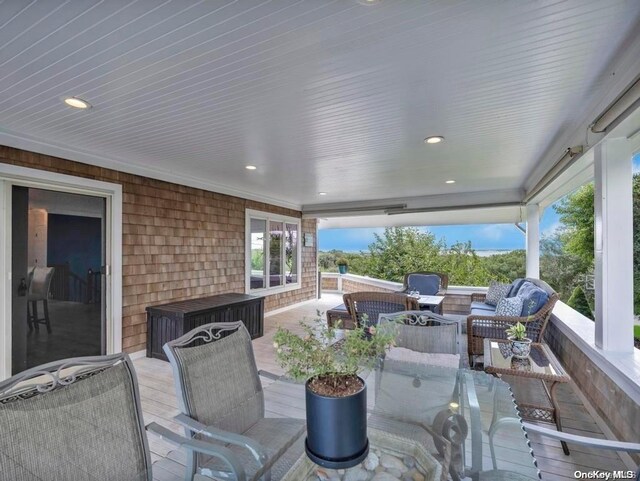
[{"xmin": 483, "ymin": 338, "xmax": 571, "ymax": 455}]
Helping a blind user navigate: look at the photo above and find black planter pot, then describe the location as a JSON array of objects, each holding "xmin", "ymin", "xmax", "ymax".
[{"xmin": 304, "ymin": 376, "xmax": 369, "ymax": 469}]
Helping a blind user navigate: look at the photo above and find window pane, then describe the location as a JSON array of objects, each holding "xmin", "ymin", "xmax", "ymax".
[
  {"xmin": 250, "ymin": 218, "xmax": 266, "ymax": 290},
  {"xmin": 285, "ymin": 223, "xmax": 298, "ymax": 284},
  {"xmin": 269, "ymin": 221, "xmax": 283, "ymax": 287}
]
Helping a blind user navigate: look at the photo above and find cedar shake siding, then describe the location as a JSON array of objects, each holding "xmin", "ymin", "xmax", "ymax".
[{"xmin": 0, "ymin": 146, "xmax": 317, "ymax": 353}]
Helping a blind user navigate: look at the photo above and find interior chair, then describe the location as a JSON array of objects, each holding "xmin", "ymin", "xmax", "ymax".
[
  {"xmin": 399, "ymin": 271, "xmax": 449, "ymax": 296},
  {"xmin": 0, "ymin": 353, "xmax": 248, "ymax": 481},
  {"xmin": 343, "ymin": 291, "xmax": 419, "ymax": 328},
  {"xmin": 27, "ymin": 265, "xmax": 55, "ymax": 333},
  {"xmin": 378, "ymin": 310, "xmax": 461, "ymax": 368},
  {"xmin": 163, "ymin": 321, "xmax": 305, "ymax": 481}
]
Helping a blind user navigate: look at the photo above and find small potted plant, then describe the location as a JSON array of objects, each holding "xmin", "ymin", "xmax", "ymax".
[
  {"xmin": 336, "ymin": 257, "xmax": 349, "ymax": 274},
  {"xmin": 505, "ymin": 321, "xmax": 532, "ymax": 358},
  {"xmin": 273, "ymin": 315, "xmax": 397, "ymax": 469}
]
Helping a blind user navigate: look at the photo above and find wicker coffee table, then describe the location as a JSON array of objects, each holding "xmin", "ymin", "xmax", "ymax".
[{"xmin": 483, "ymin": 339, "xmax": 571, "ymax": 454}]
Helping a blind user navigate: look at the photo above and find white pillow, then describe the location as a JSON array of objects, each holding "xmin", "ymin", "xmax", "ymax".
[{"xmin": 495, "ymin": 296, "xmax": 524, "ymax": 317}]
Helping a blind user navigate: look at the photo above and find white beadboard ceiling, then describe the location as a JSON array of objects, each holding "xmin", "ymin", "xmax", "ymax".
[{"xmin": 1, "ymin": 0, "xmax": 639, "ymax": 216}]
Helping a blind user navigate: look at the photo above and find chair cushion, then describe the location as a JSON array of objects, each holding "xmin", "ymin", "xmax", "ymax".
[
  {"xmin": 495, "ymin": 296, "xmax": 524, "ymax": 317},
  {"xmin": 406, "ymin": 274, "xmax": 441, "ymax": 296},
  {"xmin": 515, "ymin": 282, "xmax": 549, "ymax": 316},
  {"xmin": 386, "ymin": 347, "xmax": 460, "ymax": 369},
  {"xmin": 485, "ymin": 281, "xmax": 511, "ymax": 306},
  {"xmin": 507, "ymin": 278, "xmax": 527, "ymax": 298},
  {"xmin": 471, "ymin": 306, "xmax": 497, "ymax": 316},
  {"xmin": 471, "ymin": 301, "xmax": 497, "ymax": 312}
]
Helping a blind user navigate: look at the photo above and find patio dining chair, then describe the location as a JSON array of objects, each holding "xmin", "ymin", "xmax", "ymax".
[
  {"xmin": 343, "ymin": 291, "xmax": 419, "ymax": 328},
  {"xmin": 378, "ymin": 310, "xmax": 461, "ymax": 369},
  {"xmin": 0, "ymin": 353, "xmax": 247, "ymax": 481},
  {"xmin": 163, "ymin": 321, "xmax": 305, "ymax": 481},
  {"xmin": 27, "ymin": 265, "xmax": 55, "ymax": 333}
]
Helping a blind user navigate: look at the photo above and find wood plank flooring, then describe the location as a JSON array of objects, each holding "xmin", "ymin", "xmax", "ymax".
[{"xmin": 133, "ymin": 294, "xmax": 632, "ymax": 480}]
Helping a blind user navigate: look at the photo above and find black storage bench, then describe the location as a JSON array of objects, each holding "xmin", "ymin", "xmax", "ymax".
[{"xmin": 146, "ymin": 293, "xmax": 264, "ymax": 361}]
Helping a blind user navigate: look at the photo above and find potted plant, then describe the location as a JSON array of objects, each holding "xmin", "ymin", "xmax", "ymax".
[
  {"xmin": 273, "ymin": 316, "xmax": 397, "ymax": 469},
  {"xmin": 336, "ymin": 257, "xmax": 349, "ymax": 274},
  {"xmin": 505, "ymin": 321, "xmax": 532, "ymax": 358}
]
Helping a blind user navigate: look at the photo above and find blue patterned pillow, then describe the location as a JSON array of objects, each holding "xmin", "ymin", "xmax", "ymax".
[
  {"xmin": 495, "ymin": 296, "xmax": 524, "ymax": 317},
  {"xmin": 485, "ymin": 281, "xmax": 510, "ymax": 306}
]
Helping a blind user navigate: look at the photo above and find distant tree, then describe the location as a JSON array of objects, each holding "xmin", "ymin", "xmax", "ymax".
[
  {"xmin": 363, "ymin": 227, "xmax": 445, "ymax": 283},
  {"xmin": 540, "ymin": 233, "xmax": 591, "ymax": 302},
  {"xmin": 554, "ymin": 183, "xmax": 595, "ymax": 264},
  {"xmin": 440, "ymin": 241, "xmax": 495, "ymax": 286},
  {"xmin": 482, "ymin": 250, "xmax": 525, "ymax": 281},
  {"xmin": 567, "ymin": 286, "xmax": 593, "ymax": 319}
]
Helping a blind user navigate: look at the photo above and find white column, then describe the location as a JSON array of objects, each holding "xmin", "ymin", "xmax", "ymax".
[
  {"xmin": 525, "ymin": 203, "xmax": 540, "ymax": 279},
  {"xmin": 594, "ymin": 138, "xmax": 634, "ymax": 352}
]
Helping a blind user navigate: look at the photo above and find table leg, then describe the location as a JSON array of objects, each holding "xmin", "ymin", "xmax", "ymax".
[{"xmin": 549, "ymin": 381, "xmax": 570, "ymax": 455}]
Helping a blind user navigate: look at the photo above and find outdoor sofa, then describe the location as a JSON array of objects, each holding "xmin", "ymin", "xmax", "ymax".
[{"xmin": 467, "ymin": 277, "xmax": 559, "ymax": 366}]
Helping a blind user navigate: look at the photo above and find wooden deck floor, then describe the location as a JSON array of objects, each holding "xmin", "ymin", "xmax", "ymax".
[{"xmin": 134, "ymin": 294, "xmax": 632, "ymax": 480}]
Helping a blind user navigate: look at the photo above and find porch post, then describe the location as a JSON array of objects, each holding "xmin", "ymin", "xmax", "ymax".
[
  {"xmin": 525, "ymin": 203, "xmax": 540, "ymax": 279},
  {"xmin": 594, "ymin": 138, "xmax": 634, "ymax": 352}
]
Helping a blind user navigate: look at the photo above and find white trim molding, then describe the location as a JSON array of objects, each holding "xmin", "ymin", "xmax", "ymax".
[
  {"xmin": 0, "ymin": 163, "xmax": 122, "ymax": 379},
  {"xmin": 245, "ymin": 208, "xmax": 302, "ymax": 296}
]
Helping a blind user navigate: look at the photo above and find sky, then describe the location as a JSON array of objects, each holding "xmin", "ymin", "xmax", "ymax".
[{"xmin": 318, "ymin": 153, "xmax": 640, "ymax": 252}]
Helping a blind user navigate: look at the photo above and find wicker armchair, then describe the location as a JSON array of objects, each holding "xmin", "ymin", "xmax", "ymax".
[
  {"xmin": 0, "ymin": 354, "xmax": 247, "ymax": 481},
  {"xmin": 399, "ymin": 271, "xmax": 449, "ymax": 296},
  {"xmin": 163, "ymin": 321, "xmax": 305, "ymax": 481},
  {"xmin": 467, "ymin": 279, "xmax": 558, "ymax": 367},
  {"xmin": 343, "ymin": 291, "xmax": 419, "ymax": 328}
]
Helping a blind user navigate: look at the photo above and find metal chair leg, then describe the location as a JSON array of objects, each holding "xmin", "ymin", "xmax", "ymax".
[{"xmin": 43, "ymin": 299, "xmax": 52, "ymax": 333}]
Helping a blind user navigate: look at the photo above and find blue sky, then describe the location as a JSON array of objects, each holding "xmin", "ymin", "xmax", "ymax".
[{"xmin": 319, "ymin": 153, "xmax": 640, "ymax": 252}]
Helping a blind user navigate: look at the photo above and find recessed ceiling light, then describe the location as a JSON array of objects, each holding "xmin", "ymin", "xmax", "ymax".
[
  {"xmin": 445, "ymin": 180, "xmax": 456, "ymax": 184},
  {"xmin": 318, "ymin": 192, "xmax": 327, "ymax": 196},
  {"xmin": 424, "ymin": 136, "xmax": 444, "ymax": 144},
  {"xmin": 245, "ymin": 165, "xmax": 257, "ymax": 170},
  {"xmin": 63, "ymin": 97, "xmax": 91, "ymax": 109},
  {"xmin": 357, "ymin": 0, "xmax": 381, "ymax": 4}
]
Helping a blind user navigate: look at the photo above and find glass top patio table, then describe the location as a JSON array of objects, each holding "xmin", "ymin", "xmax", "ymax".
[{"xmin": 264, "ymin": 358, "xmax": 541, "ymax": 481}]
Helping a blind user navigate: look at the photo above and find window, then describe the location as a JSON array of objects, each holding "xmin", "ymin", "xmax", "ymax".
[{"xmin": 246, "ymin": 209, "xmax": 301, "ymax": 293}]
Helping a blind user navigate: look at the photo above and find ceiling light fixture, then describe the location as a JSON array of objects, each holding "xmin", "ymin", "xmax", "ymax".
[
  {"xmin": 445, "ymin": 180, "xmax": 456, "ymax": 184},
  {"xmin": 63, "ymin": 97, "xmax": 91, "ymax": 109},
  {"xmin": 245, "ymin": 165, "xmax": 257, "ymax": 170},
  {"xmin": 424, "ymin": 136, "xmax": 444, "ymax": 144},
  {"xmin": 357, "ymin": 0, "xmax": 382, "ymax": 4},
  {"xmin": 318, "ymin": 192, "xmax": 327, "ymax": 196}
]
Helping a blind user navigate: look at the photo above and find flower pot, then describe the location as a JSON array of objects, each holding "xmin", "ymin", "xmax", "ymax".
[
  {"xmin": 338, "ymin": 265, "xmax": 348, "ymax": 274},
  {"xmin": 304, "ymin": 376, "xmax": 369, "ymax": 469},
  {"xmin": 509, "ymin": 337, "xmax": 532, "ymax": 359}
]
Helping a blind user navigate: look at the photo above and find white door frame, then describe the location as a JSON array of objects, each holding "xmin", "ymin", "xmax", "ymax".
[{"xmin": 0, "ymin": 163, "xmax": 122, "ymax": 380}]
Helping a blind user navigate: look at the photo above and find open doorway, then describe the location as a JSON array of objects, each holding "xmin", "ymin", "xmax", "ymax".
[{"xmin": 11, "ymin": 187, "xmax": 106, "ymax": 373}]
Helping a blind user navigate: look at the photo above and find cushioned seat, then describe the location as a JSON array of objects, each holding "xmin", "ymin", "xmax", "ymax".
[
  {"xmin": 470, "ymin": 301, "xmax": 496, "ymax": 312},
  {"xmin": 471, "ymin": 307, "xmax": 496, "ymax": 316}
]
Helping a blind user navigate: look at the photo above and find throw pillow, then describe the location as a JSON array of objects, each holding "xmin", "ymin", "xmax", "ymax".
[
  {"xmin": 485, "ymin": 281, "xmax": 511, "ymax": 306},
  {"xmin": 495, "ymin": 296, "xmax": 524, "ymax": 317}
]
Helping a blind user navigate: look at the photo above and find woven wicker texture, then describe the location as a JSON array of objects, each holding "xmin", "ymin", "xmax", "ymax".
[
  {"xmin": 401, "ymin": 272, "xmax": 449, "ymax": 295},
  {"xmin": 343, "ymin": 292, "xmax": 419, "ymax": 327},
  {"xmin": 467, "ymin": 279, "xmax": 559, "ymax": 364},
  {"xmin": 0, "ymin": 363, "xmax": 148, "ymax": 481}
]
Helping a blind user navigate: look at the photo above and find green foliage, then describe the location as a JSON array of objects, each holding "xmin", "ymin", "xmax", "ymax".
[
  {"xmin": 336, "ymin": 257, "xmax": 349, "ymax": 266},
  {"xmin": 555, "ymin": 183, "xmax": 595, "ymax": 264},
  {"xmin": 250, "ymin": 249, "xmax": 264, "ymax": 271},
  {"xmin": 440, "ymin": 241, "xmax": 496, "ymax": 286},
  {"xmin": 567, "ymin": 286, "xmax": 593, "ymax": 320},
  {"xmin": 634, "ymin": 325, "xmax": 640, "ymax": 340},
  {"xmin": 505, "ymin": 321, "xmax": 527, "ymax": 341},
  {"xmin": 363, "ymin": 227, "xmax": 445, "ymax": 283},
  {"xmin": 273, "ymin": 314, "xmax": 397, "ymax": 383},
  {"xmin": 539, "ymin": 233, "xmax": 592, "ymax": 302},
  {"xmin": 483, "ymin": 250, "xmax": 525, "ymax": 281}
]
